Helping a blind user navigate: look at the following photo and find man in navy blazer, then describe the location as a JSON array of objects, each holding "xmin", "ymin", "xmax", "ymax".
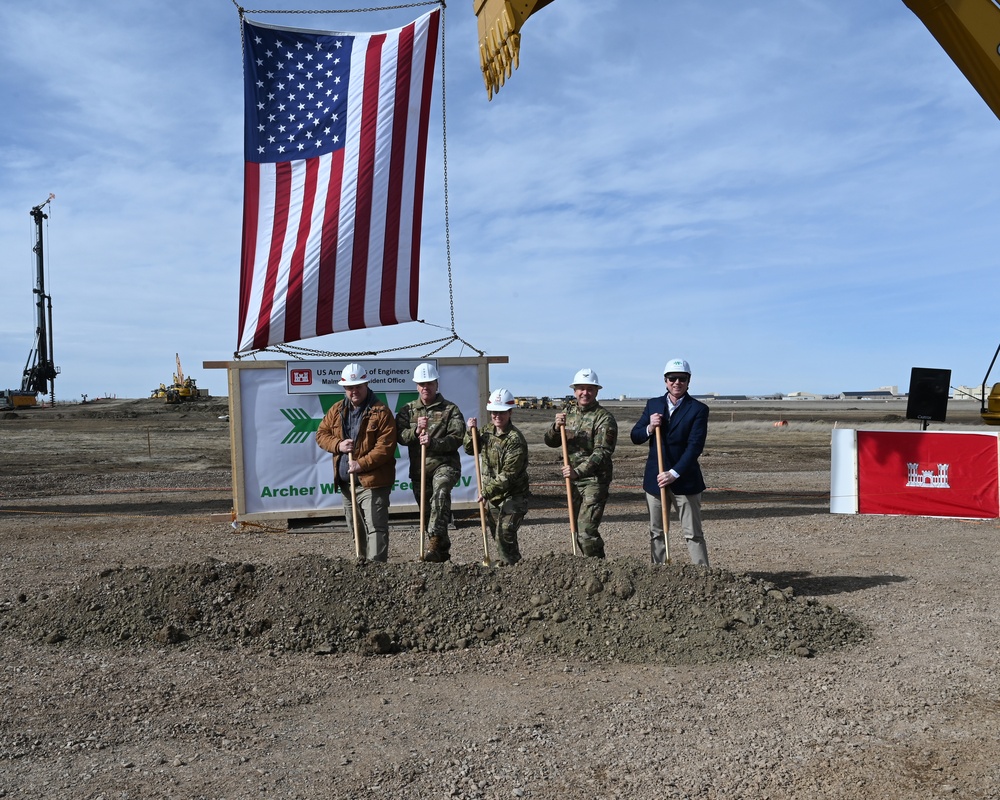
[{"xmin": 630, "ymin": 358, "xmax": 710, "ymax": 566}]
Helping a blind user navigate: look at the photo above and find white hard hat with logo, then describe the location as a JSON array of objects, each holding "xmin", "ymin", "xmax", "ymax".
[
  {"xmin": 663, "ymin": 358, "xmax": 692, "ymax": 376},
  {"xmin": 486, "ymin": 388, "xmax": 516, "ymax": 412},
  {"xmin": 412, "ymin": 362, "xmax": 439, "ymax": 383},
  {"xmin": 339, "ymin": 363, "xmax": 368, "ymax": 386},
  {"xmin": 570, "ymin": 368, "xmax": 602, "ymax": 389}
]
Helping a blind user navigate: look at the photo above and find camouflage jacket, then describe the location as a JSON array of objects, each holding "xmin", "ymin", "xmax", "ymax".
[
  {"xmin": 543, "ymin": 401, "xmax": 618, "ymax": 485},
  {"xmin": 463, "ymin": 423, "xmax": 529, "ymax": 504},
  {"xmin": 395, "ymin": 393, "xmax": 465, "ymax": 478}
]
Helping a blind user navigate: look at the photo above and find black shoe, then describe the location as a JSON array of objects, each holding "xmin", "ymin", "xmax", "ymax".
[{"xmin": 423, "ymin": 549, "xmax": 451, "ymax": 563}]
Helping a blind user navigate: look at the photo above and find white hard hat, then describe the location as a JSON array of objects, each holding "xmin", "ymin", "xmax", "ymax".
[
  {"xmin": 570, "ymin": 368, "xmax": 602, "ymax": 389},
  {"xmin": 663, "ymin": 358, "xmax": 692, "ymax": 376},
  {"xmin": 339, "ymin": 363, "xmax": 368, "ymax": 386},
  {"xmin": 412, "ymin": 362, "xmax": 439, "ymax": 383},
  {"xmin": 486, "ymin": 388, "xmax": 516, "ymax": 412}
]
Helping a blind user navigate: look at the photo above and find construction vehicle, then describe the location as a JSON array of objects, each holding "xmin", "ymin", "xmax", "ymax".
[
  {"xmin": 3, "ymin": 195, "xmax": 59, "ymax": 411},
  {"xmin": 155, "ymin": 354, "xmax": 209, "ymax": 404},
  {"xmin": 538, "ymin": 396, "xmax": 554, "ymax": 410},
  {"xmin": 979, "ymin": 345, "xmax": 1000, "ymax": 425},
  {"xmin": 474, "ymin": 0, "xmax": 1000, "ymax": 116}
]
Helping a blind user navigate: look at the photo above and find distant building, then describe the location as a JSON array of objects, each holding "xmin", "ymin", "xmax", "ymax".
[
  {"xmin": 838, "ymin": 391, "xmax": 897, "ymax": 400},
  {"xmin": 953, "ymin": 385, "xmax": 985, "ymax": 401},
  {"xmin": 695, "ymin": 394, "xmax": 748, "ymax": 401}
]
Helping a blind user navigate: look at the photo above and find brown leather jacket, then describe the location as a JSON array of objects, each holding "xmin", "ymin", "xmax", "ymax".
[{"xmin": 315, "ymin": 394, "xmax": 397, "ymax": 489}]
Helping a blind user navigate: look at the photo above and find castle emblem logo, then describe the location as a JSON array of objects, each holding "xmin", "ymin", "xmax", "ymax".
[{"xmin": 906, "ymin": 462, "xmax": 950, "ymax": 489}]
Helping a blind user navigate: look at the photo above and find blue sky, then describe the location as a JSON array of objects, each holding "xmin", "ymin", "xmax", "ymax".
[{"xmin": 2, "ymin": 0, "xmax": 998, "ymax": 402}]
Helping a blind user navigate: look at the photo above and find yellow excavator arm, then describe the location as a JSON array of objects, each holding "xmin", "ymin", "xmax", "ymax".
[
  {"xmin": 474, "ymin": 0, "xmax": 1000, "ymax": 120},
  {"xmin": 904, "ymin": 0, "xmax": 1000, "ymax": 121},
  {"xmin": 174, "ymin": 353, "xmax": 185, "ymax": 386}
]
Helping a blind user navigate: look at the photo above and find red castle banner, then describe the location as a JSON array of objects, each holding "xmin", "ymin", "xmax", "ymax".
[{"xmin": 856, "ymin": 431, "xmax": 999, "ymax": 518}]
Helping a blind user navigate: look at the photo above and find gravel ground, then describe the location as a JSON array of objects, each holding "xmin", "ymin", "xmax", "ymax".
[{"xmin": 2, "ymin": 398, "xmax": 999, "ymax": 798}]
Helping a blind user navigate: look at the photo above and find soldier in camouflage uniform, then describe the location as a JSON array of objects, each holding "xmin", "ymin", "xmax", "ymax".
[
  {"xmin": 464, "ymin": 388, "xmax": 529, "ymax": 565},
  {"xmin": 543, "ymin": 368, "xmax": 618, "ymax": 558},
  {"xmin": 395, "ymin": 362, "xmax": 465, "ymax": 562}
]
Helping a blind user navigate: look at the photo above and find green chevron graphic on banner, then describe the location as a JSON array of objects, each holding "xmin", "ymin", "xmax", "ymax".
[
  {"xmin": 280, "ymin": 393, "xmax": 413, "ymax": 446},
  {"xmin": 280, "ymin": 408, "xmax": 321, "ymax": 444}
]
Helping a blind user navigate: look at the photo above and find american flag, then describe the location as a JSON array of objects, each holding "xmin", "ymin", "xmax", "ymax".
[{"xmin": 238, "ymin": 10, "xmax": 440, "ymax": 353}]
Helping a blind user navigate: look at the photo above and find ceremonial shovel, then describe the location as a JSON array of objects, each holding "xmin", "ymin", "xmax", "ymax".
[
  {"xmin": 419, "ymin": 440, "xmax": 427, "ymax": 561},
  {"xmin": 470, "ymin": 425, "xmax": 492, "ymax": 566},
  {"xmin": 349, "ymin": 470, "xmax": 362, "ymax": 560},
  {"xmin": 560, "ymin": 423, "xmax": 580, "ymax": 556},
  {"xmin": 654, "ymin": 425, "xmax": 671, "ymax": 564}
]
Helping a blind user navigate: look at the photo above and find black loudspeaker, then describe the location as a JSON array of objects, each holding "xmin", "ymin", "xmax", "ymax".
[{"xmin": 906, "ymin": 367, "xmax": 951, "ymax": 422}]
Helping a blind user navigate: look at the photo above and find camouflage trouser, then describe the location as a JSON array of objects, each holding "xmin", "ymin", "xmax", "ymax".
[
  {"xmin": 410, "ymin": 464, "xmax": 459, "ymax": 550},
  {"xmin": 484, "ymin": 493, "xmax": 528, "ymax": 565},
  {"xmin": 570, "ymin": 480, "xmax": 609, "ymax": 558}
]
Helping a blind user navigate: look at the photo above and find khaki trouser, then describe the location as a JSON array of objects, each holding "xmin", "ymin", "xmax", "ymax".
[
  {"xmin": 644, "ymin": 490, "xmax": 709, "ymax": 567},
  {"xmin": 344, "ymin": 484, "xmax": 391, "ymax": 562}
]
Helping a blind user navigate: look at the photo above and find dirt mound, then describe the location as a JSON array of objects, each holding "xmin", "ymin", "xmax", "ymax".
[{"xmin": 3, "ymin": 553, "xmax": 866, "ymax": 664}]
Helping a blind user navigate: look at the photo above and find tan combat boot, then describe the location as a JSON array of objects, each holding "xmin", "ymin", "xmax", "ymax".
[{"xmin": 423, "ymin": 536, "xmax": 451, "ymax": 563}]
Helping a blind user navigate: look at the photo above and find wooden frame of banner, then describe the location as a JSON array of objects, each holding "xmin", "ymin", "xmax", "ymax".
[{"xmin": 208, "ymin": 355, "xmax": 507, "ymax": 525}]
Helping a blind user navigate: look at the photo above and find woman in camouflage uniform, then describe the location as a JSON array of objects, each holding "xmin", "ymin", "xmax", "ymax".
[{"xmin": 464, "ymin": 388, "xmax": 529, "ymax": 565}]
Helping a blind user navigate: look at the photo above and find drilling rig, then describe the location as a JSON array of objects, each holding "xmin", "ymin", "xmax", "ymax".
[{"xmin": 2, "ymin": 194, "xmax": 59, "ymax": 410}]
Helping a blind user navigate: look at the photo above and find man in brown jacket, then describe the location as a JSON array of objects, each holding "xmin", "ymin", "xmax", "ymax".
[{"xmin": 316, "ymin": 363, "xmax": 397, "ymax": 561}]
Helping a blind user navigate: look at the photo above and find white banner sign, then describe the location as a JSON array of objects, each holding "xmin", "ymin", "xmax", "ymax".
[{"xmin": 238, "ymin": 360, "xmax": 480, "ymax": 516}]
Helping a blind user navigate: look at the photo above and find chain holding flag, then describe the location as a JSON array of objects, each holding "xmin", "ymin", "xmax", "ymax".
[{"xmin": 238, "ymin": 8, "xmax": 441, "ymax": 354}]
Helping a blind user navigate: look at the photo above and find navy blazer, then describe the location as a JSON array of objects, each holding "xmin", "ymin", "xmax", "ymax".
[{"xmin": 630, "ymin": 394, "xmax": 709, "ymax": 496}]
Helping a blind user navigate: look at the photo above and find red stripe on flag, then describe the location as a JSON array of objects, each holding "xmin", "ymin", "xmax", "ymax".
[
  {"xmin": 253, "ymin": 162, "xmax": 294, "ymax": 350},
  {"xmin": 349, "ymin": 34, "xmax": 387, "ymax": 330},
  {"xmin": 409, "ymin": 11, "xmax": 438, "ymax": 322},
  {"xmin": 379, "ymin": 23, "xmax": 415, "ymax": 326},
  {"xmin": 238, "ymin": 163, "xmax": 261, "ymax": 348},
  {"xmin": 316, "ymin": 150, "xmax": 345, "ymax": 338},
  {"xmin": 284, "ymin": 157, "xmax": 319, "ymax": 344}
]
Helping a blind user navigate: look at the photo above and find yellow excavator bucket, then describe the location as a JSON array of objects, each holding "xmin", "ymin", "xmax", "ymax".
[
  {"xmin": 982, "ymin": 382, "xmax": 1000, "ymax": 425},
  {"xmin": 903, "ymin": 0, "xmax": 1000, "ymax": 121},
  {"xmin": 474, "ymin": 0, "xmax": 555, "ymax": 100}
]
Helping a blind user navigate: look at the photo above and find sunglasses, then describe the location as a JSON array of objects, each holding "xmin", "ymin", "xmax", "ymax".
[{"xmin": 665, "ymin": 375, "xmax": 689, "ymax": 383}]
